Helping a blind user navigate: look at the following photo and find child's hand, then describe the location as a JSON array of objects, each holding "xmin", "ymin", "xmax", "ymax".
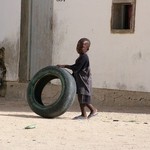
[{"xmin": 57, "ymin": 65, "xmax": 66, "ymax": 68}]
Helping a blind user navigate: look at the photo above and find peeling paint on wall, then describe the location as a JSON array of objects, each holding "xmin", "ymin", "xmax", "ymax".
[
  {"xmin": 0, "ymin": 0, "xmax": 21, "ymax": 81},
  {"xmin": 0, "ymin": 36, "xmax": 20, "ymax": 81},
  {"xmin": 0, "ymin": 47, "xmax": 7, "ymax": 96},
  {"xmin": 132, "ymin": 51, "xmax": 142, "ymax": 62}
]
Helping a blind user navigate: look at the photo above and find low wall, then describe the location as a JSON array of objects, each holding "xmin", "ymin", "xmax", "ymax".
[{"xmin": 2, "ymin": 82, "xmax": 150, "ymax": 111}]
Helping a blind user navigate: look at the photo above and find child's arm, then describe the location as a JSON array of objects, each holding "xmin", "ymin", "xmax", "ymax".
[
  {"xmin": 57, "ymin": 64, "xmax": 72, "ymax": 69},
  {"xmin": 67, "ymin": 55, "xmax": 87, "ymax": 73},
  {"xmin": 57, "ymin": 65, "xmax": 66, "ymax": 68},
  {"xmin": 57, "ymin": 54, "xmax": 88, "ymax": 72},
  {"xmin": 57, "ymin": 64, "xmax": 76, "ymax": 71}
]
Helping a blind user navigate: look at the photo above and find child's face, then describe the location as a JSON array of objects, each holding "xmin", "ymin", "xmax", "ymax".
[{"xmin": 76, "ymin": 40, "xmax": 90, "ymax": 54}]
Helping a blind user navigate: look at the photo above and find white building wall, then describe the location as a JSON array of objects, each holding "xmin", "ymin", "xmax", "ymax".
[
  {"xmin": 53, "ymin": 0, "xmax": 150, "ymax": 92},
  {"xmin": 0, "ymin": 0, "xmax": 21, "ymax": 81}
]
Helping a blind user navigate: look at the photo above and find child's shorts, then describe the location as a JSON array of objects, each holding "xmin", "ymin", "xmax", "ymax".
[{"xmin": 78, "ymin": 94, "xmax": 91, "ymax": 104}]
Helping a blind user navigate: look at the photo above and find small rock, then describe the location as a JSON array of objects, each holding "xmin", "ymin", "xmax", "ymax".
[{"xmin": 113, "ymin": 120, "xmax": 119, "ymax": 122}]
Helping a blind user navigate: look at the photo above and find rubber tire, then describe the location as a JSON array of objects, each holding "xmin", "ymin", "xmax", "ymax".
[{"xmin": 27, "ymin": 66, "xmax": 76, "ymax": 118}]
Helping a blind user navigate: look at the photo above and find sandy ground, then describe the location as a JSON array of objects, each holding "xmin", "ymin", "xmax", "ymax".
[{"xmin": 0, "ymin": 99, "xmax": 150, "ymax": 150}]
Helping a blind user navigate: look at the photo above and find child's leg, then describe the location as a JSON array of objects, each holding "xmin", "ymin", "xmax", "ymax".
[
  {"xmin": 73, "ymin": 104, "xmax": 87, "ymax": 119},
  {"xmin": 86, "ymin": 104, "xmax": 98, "ymax": 118},
  {"xmin": 78, "ymin": 95, "xmax": 87, "ymax": 117},
  {"xmin": 80, "ymin": 104, "xmax": 87, "ymax": 117}
]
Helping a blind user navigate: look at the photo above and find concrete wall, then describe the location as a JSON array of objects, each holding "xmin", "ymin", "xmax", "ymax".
[
  {"xmin": 52, "ymin": 0, "xmax": 150, "ymax": 93},
  {"xmin": 0, "ymin": 0, "xmax": 21, "ymax": 81},
  {"xmin": 28, "ymin": 0, "xmax": 53, "ymax": 79},
  {"xmin": 1, "ymin": 0, "xmax": 149, "ymax": 108}
]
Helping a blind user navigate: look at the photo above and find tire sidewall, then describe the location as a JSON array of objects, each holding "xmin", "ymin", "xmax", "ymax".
[{"xmin": 27, "ymin": 66, "xmax": 76, "ymax": 118}]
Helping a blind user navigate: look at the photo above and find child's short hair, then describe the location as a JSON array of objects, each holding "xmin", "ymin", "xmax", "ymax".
[{"xmin": 78, "ymin": 38, "xmax": 91, "ymax": 50}]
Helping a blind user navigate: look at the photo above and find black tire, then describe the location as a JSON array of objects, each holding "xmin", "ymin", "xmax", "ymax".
[{"xmin": 27, "ymin": 66, "xmax": 76, "ymax": 118}]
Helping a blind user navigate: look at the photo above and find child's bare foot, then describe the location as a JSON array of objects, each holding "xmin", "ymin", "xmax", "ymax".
[
  {"xmin": 73, "ymin": 115, "xmax": 87, "ymax": 120},
  {"xmin": 88, "ymin": 109, "xmax": 98, "ymax": 119}
]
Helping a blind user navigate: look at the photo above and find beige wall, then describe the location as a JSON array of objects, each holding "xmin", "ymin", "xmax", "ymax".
[
  {"xmin": 0, "ymin": 0, "xmax": 150, "ymax": 93},
  {"xmin": 53, "ymin": 0, "xmax": 150, "ymax": 92},
  {"xmin": 0, "ymin": 0, "xmax": 21, "ymax": 81}
]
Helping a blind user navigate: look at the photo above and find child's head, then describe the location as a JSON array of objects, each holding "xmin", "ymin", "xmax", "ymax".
[{"xmin": 76, "ymin": 38, "xmax": 91, "ymax": 54}]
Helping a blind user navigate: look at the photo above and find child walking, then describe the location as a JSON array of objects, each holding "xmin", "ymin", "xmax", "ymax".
[{"xmin": 57, "ymin": 38, "xmax": 97, "ymax": 119}]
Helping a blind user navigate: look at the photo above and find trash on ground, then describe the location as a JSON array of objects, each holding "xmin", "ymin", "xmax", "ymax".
[{"xmin": 24, "ymin": 124, "xmax": 36, "ymax": 129}]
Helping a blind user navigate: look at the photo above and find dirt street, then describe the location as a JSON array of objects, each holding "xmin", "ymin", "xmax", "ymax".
[{"xmin": 0, "ymin": 99, "xmax": 150, "ymax": 150}]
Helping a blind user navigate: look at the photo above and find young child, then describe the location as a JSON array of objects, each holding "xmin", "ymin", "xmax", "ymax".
[{"xmin": 57, "ymin": 38, "xmax": 97, "ymax": 119}]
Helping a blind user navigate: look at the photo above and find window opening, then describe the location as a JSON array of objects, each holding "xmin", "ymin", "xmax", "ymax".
[{"xmin": 111, "ymin": 0, "xmax": 136, "ymax": 33}]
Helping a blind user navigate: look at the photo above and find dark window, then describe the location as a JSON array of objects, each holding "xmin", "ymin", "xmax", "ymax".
[{"xmin": 111, "ymin": 0, "xmax": 136, "ymax": 33}]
